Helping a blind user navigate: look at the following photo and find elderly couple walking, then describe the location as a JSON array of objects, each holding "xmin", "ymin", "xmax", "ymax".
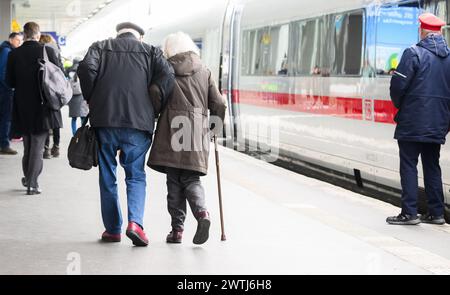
[{"xmin": 77, "ymin": 22, "xmax": 226, "ymax": 246}]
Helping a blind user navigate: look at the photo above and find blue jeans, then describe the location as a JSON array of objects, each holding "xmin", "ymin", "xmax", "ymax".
[
  {"xmin": 96, "ymin": 127, "xmax": 152, "ymax": 234},
  {"xmin": 0, "ymin": 90, "xmax": 13, "ymax": 149},
  {"xmin": 398, "ymin": 141, "xmax": 445, "ymax": 217},
  {"xmin": 71, "ymin": 117, "xmax": 86, "ymax": 135}
]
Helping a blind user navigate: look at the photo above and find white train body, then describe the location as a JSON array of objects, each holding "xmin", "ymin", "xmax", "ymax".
[{"xmin": 146, "ymin": 0, "xmax": 450, "ymax": 204}]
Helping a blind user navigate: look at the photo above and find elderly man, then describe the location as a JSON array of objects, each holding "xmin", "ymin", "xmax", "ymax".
[
  {"xmin": 78, "ymin": 22, "xmax": 174, "ymax": 246},
  {"xmin": 0, "ymin": 32, "xmax": 23, "ymax": 155},
  {"xmin": 387, "ymin": 13, "xmax": 450, "ymax": 225}
]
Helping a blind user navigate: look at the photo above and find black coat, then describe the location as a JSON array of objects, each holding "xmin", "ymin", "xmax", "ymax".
[
  {"xmin": 6, "ymin": 40, "xmax": 63, "ymax": 135},
  {"xmin": 390, "ymin": 34, "xmax": 450, "ymax": 144},
  {"xmin": 77, "ymin": 33, "xmax": 175, "ymax": 133}
]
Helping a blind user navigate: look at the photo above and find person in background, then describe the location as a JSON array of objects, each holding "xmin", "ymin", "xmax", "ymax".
[
  {"xmin": 387, "ymin": 13, "xmax": 450, "ymax": 225},
  {"xmin": 147, "ymin": 32, "xmax": 227, "ymax": 245},
  {"xmin": 6, "ymin": 22, "xmax": 64, "ymax": 195},
  {"xmin": 67, "ymin": 59, "xmax": 88, "ymax": 135},
  {"xmin": 0, "ymin": 32, "xmax": 23, "ymax": 155},
  {"xmin": 39, "ymin": 33, "xmax": 62, "ymax": 158},
  {"xmin": 78, "ymin": 22, "xmax": 175, "ymax": 246}
]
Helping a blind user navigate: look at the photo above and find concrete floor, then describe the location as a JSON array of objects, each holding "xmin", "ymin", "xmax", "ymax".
[{"xmin": 1, "ymin": 112, "xmax": 450, "ymax": 275}]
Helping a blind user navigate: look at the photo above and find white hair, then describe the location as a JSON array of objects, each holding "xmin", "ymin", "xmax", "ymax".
[{"xmin": 163, "ymin": 32, "xmax": 200, "ymax": 58}]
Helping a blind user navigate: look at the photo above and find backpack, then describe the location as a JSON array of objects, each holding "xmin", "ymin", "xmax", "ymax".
[
  {"xmin": 38, "ymin": 45, "xmax": 73, "ymax": 111},
  {"xmin": 67, "ymin": 115, "xmax": 98, "ymax": 170}
]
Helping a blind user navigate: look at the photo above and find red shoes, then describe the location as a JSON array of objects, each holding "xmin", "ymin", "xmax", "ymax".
[
  {"xmin": 101, "ymin": 231, "xmax": 121, "ymax": 243},
  {"xmin": 126, "ymin": 222, "xmax": 149, "ymax": 247},
  {"xmin": 101, "ymin": 222, "xmax": 148, "ymax": 246},
  {"xmin": 166, "ymin": 230, "xmax": 183, "ymax": 243}
]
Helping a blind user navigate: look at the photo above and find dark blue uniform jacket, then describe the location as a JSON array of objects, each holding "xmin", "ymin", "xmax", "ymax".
[
  {"xmin": 0, "ymin": 41, "xmax": 13, "ymax": 95},
  {"xmin": 390, "ymin": 34, "xmax": 450, "ymax": 144}
]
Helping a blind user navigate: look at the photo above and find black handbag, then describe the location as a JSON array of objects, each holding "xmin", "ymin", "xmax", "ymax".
[{"xmin": 67, "ymin": 115, "xmax": 98, "ymax": 170}]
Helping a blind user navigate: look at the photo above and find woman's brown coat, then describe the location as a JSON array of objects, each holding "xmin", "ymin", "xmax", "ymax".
[{"xmin": 147, "ymin": 51, "xmax": 226, "ymax": 176}]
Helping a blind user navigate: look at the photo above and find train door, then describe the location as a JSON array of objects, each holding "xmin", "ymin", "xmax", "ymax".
[{"xmin": 220, "ymin": 0, "xmax": 244, "ymax": 145}]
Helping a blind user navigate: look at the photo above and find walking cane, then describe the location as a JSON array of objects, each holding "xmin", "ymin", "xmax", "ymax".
[{"xmin": 214, "ymin": 135, "xmax": 226, "ymax": 241}]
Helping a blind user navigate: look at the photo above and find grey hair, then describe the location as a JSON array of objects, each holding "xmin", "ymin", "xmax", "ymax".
[{"xmin": 163, "ymin": 31, "xmax": 200, "ymax": 58}]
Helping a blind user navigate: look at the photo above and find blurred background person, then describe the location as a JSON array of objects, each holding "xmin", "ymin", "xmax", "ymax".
[
  {"xmin": 39, "ymin": 33, "xmax": 62, "ymax": 158},
  {"xmin": 67, "ymin": 59, "xmax": 88, "ymax": 135},
  {"xmin": 6, "ymin": 22, "xmax": 64, "ymax": 195},
  {"xmin": 0, "ymin": 32, "xmax": 23, "ymax": 155}
]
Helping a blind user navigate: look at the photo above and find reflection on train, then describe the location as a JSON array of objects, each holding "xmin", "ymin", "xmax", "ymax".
[{"xmin": 146, "ymin": 0, "xmax": 450, "ymax": 216}]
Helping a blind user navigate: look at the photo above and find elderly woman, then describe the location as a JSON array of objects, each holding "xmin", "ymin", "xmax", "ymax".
[{"xmin": 147, "ymin": 32, "xmax": 226, "ymax": 245}]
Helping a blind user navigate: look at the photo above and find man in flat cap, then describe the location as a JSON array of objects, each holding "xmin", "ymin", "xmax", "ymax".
[
  {"xmin": 78, "ymin": 22, "xmax": 175, "ymax": 246},
  {"xmin": 387, "ymin": 13, "xmax": 450, "ymax": 225}
]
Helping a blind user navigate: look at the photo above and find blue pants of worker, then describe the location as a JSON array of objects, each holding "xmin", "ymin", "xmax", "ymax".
[
  {"xmin": 96, "ymin": 127, "xmax": 152, "ymax": 235},
  {"xmin": 398, "ymin": 141, "xmax": 445, "ymax": 217},
  {"xmin": 0, "ymin": 90, "xmax": 13, "ymax": 149}
]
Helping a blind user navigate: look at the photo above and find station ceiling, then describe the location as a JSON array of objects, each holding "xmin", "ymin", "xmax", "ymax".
[{"xmin": 12, "ymin": 0, "xmax": 113, "ymax": 36}]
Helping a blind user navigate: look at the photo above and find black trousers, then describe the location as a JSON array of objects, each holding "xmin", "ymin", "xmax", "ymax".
[
  {"xmin": 23, "ymin": 132, "xmax": 47, "ymax": 188},
  {"xmin": 398, "ymin": 141, "xmax": 445, "ymax": 216},
  {"xmin": 45, "ymin": 128, "xmax": 60, "ymax": 147},
  {"xmin": 166, "ymin": 167, "xmax": 207, "ymax": 231}
]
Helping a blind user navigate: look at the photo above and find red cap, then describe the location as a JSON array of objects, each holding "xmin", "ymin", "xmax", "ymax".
[{"xmin": 419, "ymin": 13, "xmax": 446, "ymax": 31}]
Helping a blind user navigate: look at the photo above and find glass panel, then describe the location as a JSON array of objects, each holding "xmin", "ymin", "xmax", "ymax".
[
  {"xmin": 332, "ymin": 11, "xmax": 363, "ymax": 75},
  {"xmin": 297, "ymin": 19, "xmax": 322, "ymax": 75},
  {"xmin": 320, "ymin": 14, "xmax": 335, "ymax": 77},
  {"xmin": 241, "ymin": 30, "xmax": 252, "ymax": 75},
  {"xmin": 375, "ymin": 3, "xmax": 420, "ymax": 75},
  {"xmin": 423, "ymin": 0, "xmax": 447, "ymax": 23},
  {"xmin": 254, "ymin": 27, "xmax": 271, "ymax": 75},
  {"xmin": 270, "ymin": 24, "xmax": 289, "ymax": 75}
]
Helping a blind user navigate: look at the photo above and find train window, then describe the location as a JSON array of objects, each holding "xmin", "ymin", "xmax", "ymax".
[
  {"xmin": 269, "ymin": 24, "xmax": 290, "ymax": 75},
  {"xmin": 422, "ymin": 0, "xmax": 447, "ymax": 22},
  {"xmin": 375, "ymin": 3, "xmax": 420, "ymax": 75},
  {"xmin": 241, "ymin": 30, "xmax": 254, "ymax": 75},
  {"xmin": 241, "ymin": 24, "xmax": 289, "ymax": 76},
  {"xmin": 331, "ymin": 10, "xmax": 364, "ymax": 75},
  {"xmin": 295, "ymin": 18, "xmax": 322, "ymax": 75},
  {"xmin": 254, "ymin": 27, "xmax": 271, "ymax": 75}
]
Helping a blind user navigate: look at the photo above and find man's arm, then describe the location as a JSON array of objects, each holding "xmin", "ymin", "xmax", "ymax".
[
  {"xmin": 149, "ymin": 47, "xmax": 175, "ymax": 116},
  {"xmin": 0, "ymin": 47, "xmax": 11, "ymax": 88},
  {"xmin": 5, "ymin": 50, "xmax": 15, "ymax": 89},
  {"xmin": 77, "ymin": 44, "xmax": 101, "ymax": 103},
  {"xmin": 390, "ymin": 47, "xmax": 419, "ymax": 109}
]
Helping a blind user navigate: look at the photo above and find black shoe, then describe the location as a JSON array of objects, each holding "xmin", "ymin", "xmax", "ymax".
[
  {"xmin": 21, "ymin": 177, "xmax": 28, "ymax": 188},
  {"xmin": 193, "ymin": 211, "xmax": 211, "ymax": 245},
  {"xmin": 420, "ymin": 213, "xmax": 445, "ymax": 225},
  {"xmin": 27, "ymin": 187, "xmax": 42, "ymax": 195},
  {"xmin": 386, "ymin": 213, "xmax": 420, "ymax": 225},
  {"xmin": 43, "ymin": 148, "xmax": 51, "ymax": 159},
  {"xmin": 0, "ymin": 147, "xmax": 18, "ymax": 155},
  {"xmin": 51, "ymin": 145, "xmax": 60, "ymax": 158}
]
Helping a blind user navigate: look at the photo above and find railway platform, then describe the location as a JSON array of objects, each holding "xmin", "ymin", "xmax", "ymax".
[{"xmin": 1, "ymin": 114, "xmax": 450, "ymax": 275}]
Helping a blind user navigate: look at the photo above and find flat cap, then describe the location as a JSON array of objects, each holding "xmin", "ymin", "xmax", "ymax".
[
  {"xmin": 116, "ymin": 22, "xmax": 145, "ymax": 36},
  {"xmin": 419, "ymin": 13, "xmax": 446, "ymax": 31}
]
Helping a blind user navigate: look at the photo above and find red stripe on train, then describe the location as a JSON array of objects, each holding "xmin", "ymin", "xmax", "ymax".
[{"xmin": 224, "ymin": 89, "xmax": 397, "ymax": 124}]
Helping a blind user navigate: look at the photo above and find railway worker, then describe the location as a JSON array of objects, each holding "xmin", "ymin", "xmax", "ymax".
[
  {"xmin": 147, "ymin": 32, "xmax": 227, "ymax": 245},
  {"xmin": 78, "ymin": 22, "xmax": 175, "ymax": 246},
  {"xmin": 387, "ymin": 13, "xmax": 450, "ymax": 225}
]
